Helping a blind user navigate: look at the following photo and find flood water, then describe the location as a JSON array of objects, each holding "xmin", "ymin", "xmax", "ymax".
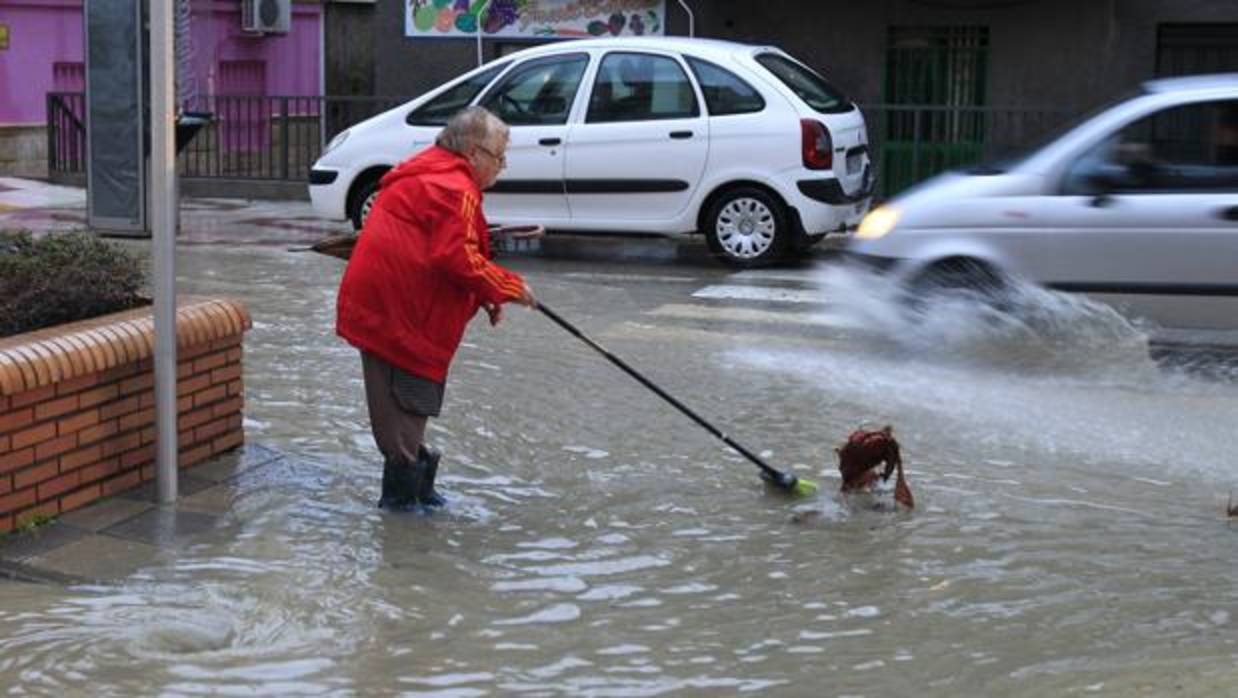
[{"xmin": 3, "ymin": 245, "xmax": 1238, "ymax": 696}]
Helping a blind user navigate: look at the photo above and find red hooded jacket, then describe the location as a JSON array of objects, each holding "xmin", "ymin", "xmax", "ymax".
[{"xmin": 336, "ymin": 146, "xmax": 525, "ymax": 382}]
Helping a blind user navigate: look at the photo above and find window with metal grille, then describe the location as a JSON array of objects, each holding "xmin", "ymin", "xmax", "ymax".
[
  {"xmin": 879, "ymin": 26, "xmax": 990, "ymax": 195},
  {"xmin": 1156, "ymin": 24, "xmax": 1238, "ymax": 77},
  {"xmin": 885, "ymin": 26, "xmax": 989, "ymax": 109}
]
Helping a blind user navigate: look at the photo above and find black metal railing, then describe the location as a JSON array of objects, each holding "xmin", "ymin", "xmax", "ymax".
[
  {"xmin": 860, "ymin": 103, "xmax": 1079, "ymax": 198},
  {"xmin": 47, "ymin": 93, "xmax": 403, "ymax": 181},
  {"xmin": 47, "ymin": 92, "xmax": 87, "ymax": 175}
]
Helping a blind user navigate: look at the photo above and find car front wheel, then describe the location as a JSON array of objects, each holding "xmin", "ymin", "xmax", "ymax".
[
  {"xmin": 703, "ymin": 187, "xmax": 789, "ymax": 267},
  {"xmin": 902, "ymin": 258, "xmax": 1012, "ymax": 313},
  {"xmin": 347, "ymin": 173, "xmax": 384, "ymax": 232}
]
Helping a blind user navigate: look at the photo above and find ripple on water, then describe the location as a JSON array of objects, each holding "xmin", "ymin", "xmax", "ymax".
[
  {"xmin": 515, "ymin": 537, "xmax": 579, "ymax": 550},
  {"xmin": 400, "ymin": 671, "xmax": 495, "ymax": 688},
  {"xmin": 129, "ymin": 617, "xmax": 235, "ymax": 656},
  {"xmin": 577, "ymin": 584, "xmax": 644, "ymax": 601},
  {"xmin": 799, "ymin": 628, "xmax": 873, "ymax": 641},
  {"xmin": 661, "ymin": 583, "xmax": 718, "ymax": 595},
  {"xmin": 491, "ymin": 577, "xmax": 589, "ymax": 593},
  {"xmin": 562, "ymin": 445, "xmax": 610, "ymax": 459},
  {"xmin": 845, "ymin": 605, "xmax": 881, "ymax": 618},
  {"xmin": 596, "ymin": 644, "xmax": 651, "ymax": 656},
  {"xmin": 535, "ymin": 555, "xmax": 671, "ymax": 577},
  {"xmin": 493, "ymin": 603, "xmax": 582, "ymax": 625}
]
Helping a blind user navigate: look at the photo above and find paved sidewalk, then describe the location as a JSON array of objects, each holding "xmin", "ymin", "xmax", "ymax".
[
  {"xmin": 0, "ymin": 177, "xmax": 86, "ymax": 212},
  {"xmin": 0, "ymin": 176, "xmax": 776, "ymax": 263},
  {"xmin": 0, "ymin": 177, "xmax": 351, "ymax": 247},
  {"xmin": 0, "ymin": 443, "xmax": 304, "ymax": 585}
]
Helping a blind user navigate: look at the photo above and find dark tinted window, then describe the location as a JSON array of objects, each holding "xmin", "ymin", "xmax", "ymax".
[
  {"xmin": 479, "ymin": 54, "xmax": 589, "ymax": 126},
  {"xmin": 686, "ymin": 57, "xmax": 764, "ymax": 116},
  {"xmin": 1062, "ymin": 99, "xmax": 1238, "ymax": 194},
  {"xmin": 754, "ymin": 53, "xmax": 851, "ymax": 114},
  {"xmin": 406, "ymin": 62, "xmax": 509, "ymax": 126},
  {"xmin": 587, "ymin": 52, "xmax": 699, "ymax": 123}
]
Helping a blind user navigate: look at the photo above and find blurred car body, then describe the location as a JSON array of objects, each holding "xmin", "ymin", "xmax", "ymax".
[
  {"xmin": 309, "ymin": 37, "xmax": 873, "ymax": 267},
  {"xmin": 848, "ymin": 74, "xmax": 1238, "ymax": 335}
]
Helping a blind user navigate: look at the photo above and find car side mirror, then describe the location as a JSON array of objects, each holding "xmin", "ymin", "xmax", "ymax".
[{"xmin": 1082, "ymin": 170, "xmax": 1120, "ymax": 207}]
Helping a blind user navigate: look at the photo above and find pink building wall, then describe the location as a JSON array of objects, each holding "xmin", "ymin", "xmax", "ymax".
[
  {"xmin": 0, "ymin": 0, "xmax": 322, "ymax": 126},
  {"xmin": 0, "ymin": 0, "xmax": 84, "ymax": 125},
  {"xmin": 189, "ymin": 0, "xmax": 322, "ymax": 105}
]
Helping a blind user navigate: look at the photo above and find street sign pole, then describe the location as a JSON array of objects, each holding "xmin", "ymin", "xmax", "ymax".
[{"xmin": 150, "ymin": 0, "xmax": 178, "ymax": 504}]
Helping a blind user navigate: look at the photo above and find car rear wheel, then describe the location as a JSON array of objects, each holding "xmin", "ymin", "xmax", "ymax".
[
  {"xmin": 347, "ymin": 171, "xmax": 385, "ymax": 232},
  {"xmin": 703, "ymin": 187, "xmax": 790, "ymax": 267}
]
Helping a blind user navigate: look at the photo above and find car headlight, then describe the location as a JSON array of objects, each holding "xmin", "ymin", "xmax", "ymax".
[
  {"xmin": 322, "ymin": 129, "xmax": 350, "ymax": 157},
  {"xmin": 856, "ymin": 206, "xmax": 900, "ymax": 240}
]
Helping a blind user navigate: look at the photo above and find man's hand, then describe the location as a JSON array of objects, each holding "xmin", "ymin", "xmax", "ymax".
[
  {"xmin": 482, "ymin": 302, "xmax": 503, "ymax": 326},
  {"xmin": 516, "ymin": 281, "xmax": 537, "ymax": 308},
  {"xmin": 483, "ymin": 283, "xmax": 534, "ymax": 326}
]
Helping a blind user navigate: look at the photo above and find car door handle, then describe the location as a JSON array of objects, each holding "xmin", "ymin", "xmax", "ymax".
[
  {"xmin": 1219, "ymin": 205, "xmax": 1238, "ymax": 221},
  {"xmin": 538, "ymin": 137, "xmax": 561, "ymax": 147},
  {"xmin": 669, "ymin": 130, "xmax": 693, "ymax": 140}
]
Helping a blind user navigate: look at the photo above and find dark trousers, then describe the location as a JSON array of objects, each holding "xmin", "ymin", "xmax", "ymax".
[{"xmin": 360, "ymin": 351, "xmax": 442, "ymax": 465}]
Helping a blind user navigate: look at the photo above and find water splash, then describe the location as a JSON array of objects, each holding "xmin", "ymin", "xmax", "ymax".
[
  {"xmin": 815, "ymin": 264, "xmax": 1159, "ymax": 382},
  {"xmin": 730, "ymin": 264, "xmax": 1238, "ymax": 479}
]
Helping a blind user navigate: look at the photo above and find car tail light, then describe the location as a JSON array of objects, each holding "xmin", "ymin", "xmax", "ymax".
[{"xmin": 800, "ymin": 119, "xmax": 833, "ymax": 170}]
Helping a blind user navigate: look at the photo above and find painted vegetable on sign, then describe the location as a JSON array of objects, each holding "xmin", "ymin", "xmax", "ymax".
[
  {"xmin": 483, "ymin": 0, "xmax": 522, "ymax": 33},
  {"xmin": 407, "ymin": 0, "xmax": 665, "ymax": 38},
  {"xmin": 409, "ymin": 0, "xmax": 492, "ymax": 34}
]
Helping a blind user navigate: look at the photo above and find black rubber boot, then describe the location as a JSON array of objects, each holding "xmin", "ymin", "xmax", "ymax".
[
  {"xmin": 417, "ymin": 445, "xmax": 445, "ymax": 508},
  {"xmin": 378, "ymin": 458, "xmax": 423, "ymax": 511}
]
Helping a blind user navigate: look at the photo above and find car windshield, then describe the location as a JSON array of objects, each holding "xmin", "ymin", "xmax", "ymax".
[
  {"xmin": 754, "ymin": 53, "xmax": 852, "ymax": 114},
  {"xmin": 406, "ymin": 61, "xmax": 510, "ymax": 126}
]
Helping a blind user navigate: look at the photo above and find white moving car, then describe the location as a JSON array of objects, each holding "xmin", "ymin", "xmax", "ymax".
[
  {"xmin": 309, "ymin": 37, "xmax": 873, "ymax": 266},
  {"xmin": 848, "ymin": 74, "xmax": 1238, "ymax": 332}
]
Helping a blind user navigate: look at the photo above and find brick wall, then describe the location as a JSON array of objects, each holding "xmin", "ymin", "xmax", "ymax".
[{"xmin": 0, "ymin": 297, "xmax": 251, "ymax": 533}]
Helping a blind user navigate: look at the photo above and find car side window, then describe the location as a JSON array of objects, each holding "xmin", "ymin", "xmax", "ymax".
[
  {"xmin": 586, "ymin": 52, "xmax": 700, "ymax": 124},
  {"xmin": 685, "ymin": 57, "xmax": 765, "ymax": 116},
  {"xmin": 1062, "ymin": 99, "xmax": 1238, "ymax": 195},
  {"xmin": 754, "ymin": 53, "xmax": 851, "ymax": 115},
  {"xmin": 478, "ymin": 54, "xmax": 588, "ymax": 126},
  {"xmin": 406, "ymin": 62, "xmax": 509, "ymax": 126}
]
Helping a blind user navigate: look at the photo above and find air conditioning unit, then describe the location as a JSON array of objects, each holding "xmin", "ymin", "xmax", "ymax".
[{"xmin": 241, "ymin": 0, "xmax": 291, "ymax": 34}]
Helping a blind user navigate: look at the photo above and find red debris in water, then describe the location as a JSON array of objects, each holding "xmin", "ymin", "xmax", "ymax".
[{"xmin": 836, "ymin": 425, "xmax": 914, "ymax": 509}]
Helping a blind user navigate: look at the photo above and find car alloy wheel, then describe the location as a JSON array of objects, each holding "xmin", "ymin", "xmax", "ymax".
[
  {"xmin": 705, "ymin": 187, "xmax": 788, "ymax": 267},
  {"xmin": 348, "ymin": 172, "xmax": 386, "ymax": 231},
  {"xmin": 717, "ymin": 197, "xmax": 776, "ymax": 259},
  {"xmin": 359, "ymin": 190, "xmax": 377, "ymax": 227}
]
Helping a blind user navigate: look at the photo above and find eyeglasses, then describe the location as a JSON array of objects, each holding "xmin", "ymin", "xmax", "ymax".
[{"xmin": 476, "ymin": 144, "xmax": 507, "ymax": 168}]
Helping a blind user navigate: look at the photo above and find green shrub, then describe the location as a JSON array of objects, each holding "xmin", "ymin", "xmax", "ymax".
[{"xmin": 0, "ymin": 230, "xmax": 146, "ymax": 338}]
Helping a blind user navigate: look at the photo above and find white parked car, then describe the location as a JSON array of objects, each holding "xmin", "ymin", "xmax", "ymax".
[
  {"xmin": 309, "ymin": 37, "xmax": 873, "ymax": 266},
  {"xmin": 848, "ymin": 74, "xmax": 1238, "ymax": 332}
]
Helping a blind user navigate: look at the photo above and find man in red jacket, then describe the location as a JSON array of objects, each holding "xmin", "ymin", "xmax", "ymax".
[{"xmin": 337, "ymin": 106, "xmax": 535, "ymax": 511}]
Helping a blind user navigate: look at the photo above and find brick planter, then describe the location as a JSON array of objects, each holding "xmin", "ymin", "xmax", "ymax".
[{"xmin": 0, "ymin": 297, "xmax": 252, "ymax": 533}]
